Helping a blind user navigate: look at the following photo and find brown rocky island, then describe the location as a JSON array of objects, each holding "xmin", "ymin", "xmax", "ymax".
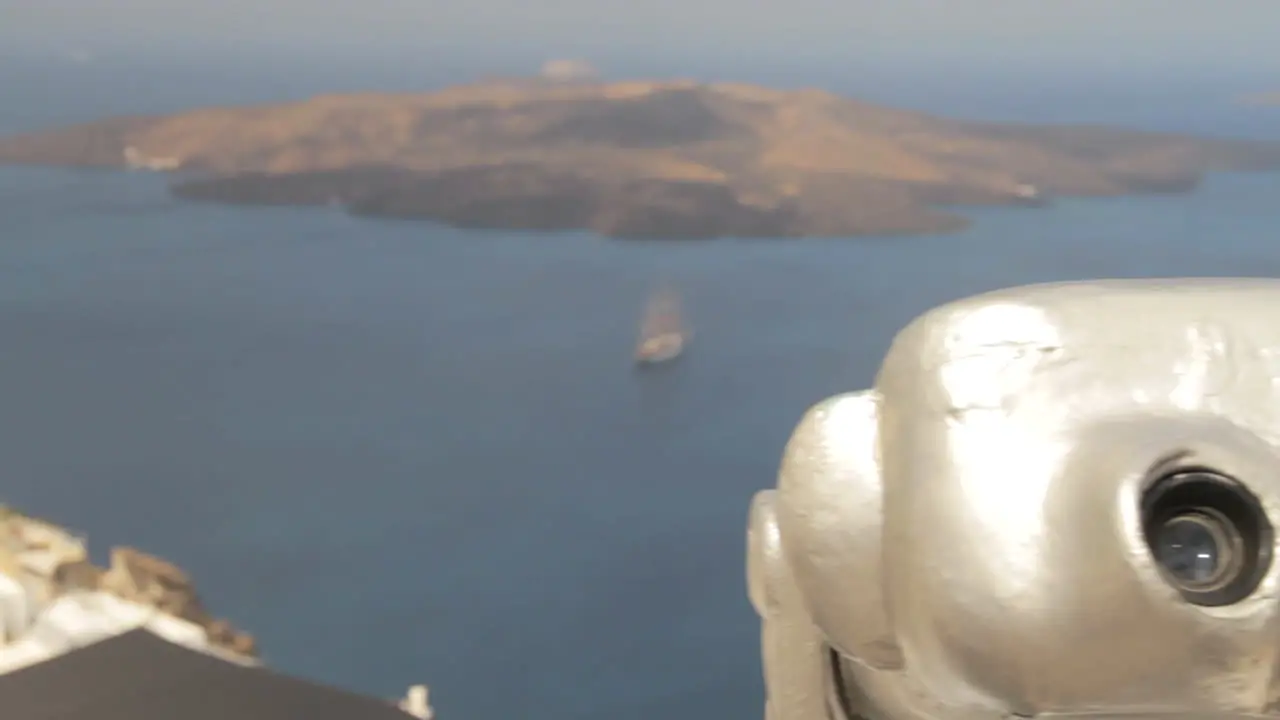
[{"xmin": 2, "ymin": 78, "xmax": 1279, "ymax": 239}]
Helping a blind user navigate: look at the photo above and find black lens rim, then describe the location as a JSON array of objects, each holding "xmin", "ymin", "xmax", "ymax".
[{"xmin": 1141, "ymin": 469, "xmax": 1272, "ymax": 607}]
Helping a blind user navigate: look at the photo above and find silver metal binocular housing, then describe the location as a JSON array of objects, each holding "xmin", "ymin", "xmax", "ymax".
[{"xmin": 748, "ymin": 279, "xmax": 1280, "ymax": 720}]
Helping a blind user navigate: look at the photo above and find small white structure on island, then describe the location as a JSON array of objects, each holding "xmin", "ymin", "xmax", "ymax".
[
  {"xmin": 123, "ymin": 145, "xmax": 182, "ymax": 171},
  {"xmin": 399, "ymin": 684, "xmax": 435, "ymax": 719},
  {"xmin": 1012, "ymin": 181, "xmax": 1042, "ymax": 200},
  {"xmin": 539, "ymin": 59, "xmax": 599, "ymax": 83}
]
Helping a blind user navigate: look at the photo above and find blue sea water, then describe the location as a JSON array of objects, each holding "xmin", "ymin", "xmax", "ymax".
[{"xmin": 1, "ymin": 56, "xmax": 1279, "ymax": 720}]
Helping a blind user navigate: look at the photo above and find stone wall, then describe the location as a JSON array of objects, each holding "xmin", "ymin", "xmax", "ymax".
[{"xmin": 0, "ymin": 508, "xmax": 256, "ymax": 658}]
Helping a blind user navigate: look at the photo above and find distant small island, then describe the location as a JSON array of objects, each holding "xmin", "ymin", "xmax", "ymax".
[{"xmin": 2, "ymin": 78, "xmax": 1280, "ymax": 239}]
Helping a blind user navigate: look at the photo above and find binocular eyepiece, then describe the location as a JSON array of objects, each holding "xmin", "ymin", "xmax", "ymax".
[{"xmin": 1141, "ymin": 468, "xmax": 1273, "ymax": 607}]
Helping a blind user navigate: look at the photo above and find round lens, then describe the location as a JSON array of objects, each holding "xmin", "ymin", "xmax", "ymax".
[
  {"xmin": 1141, "ymin": 469, "xmax": 1271, "ymax": 606},
  {"xmin": 1155, "ymin": 514, "xmax": 1229, "ymax": 588}
]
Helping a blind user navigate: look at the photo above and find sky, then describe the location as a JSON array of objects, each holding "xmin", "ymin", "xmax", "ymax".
[{"xmin": 4, "ymin": 0, "xmax": 1279, "ymax": 77}]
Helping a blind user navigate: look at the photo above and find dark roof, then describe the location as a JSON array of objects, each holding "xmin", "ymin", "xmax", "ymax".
[{"xmin": 0, "ymin": 628, "xmax": 416, "ymax": 720}]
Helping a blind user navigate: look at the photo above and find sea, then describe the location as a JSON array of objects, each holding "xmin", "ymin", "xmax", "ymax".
[{"xmin": 1, "ymin": 54, "xmax": 1279, "ymax": 720}]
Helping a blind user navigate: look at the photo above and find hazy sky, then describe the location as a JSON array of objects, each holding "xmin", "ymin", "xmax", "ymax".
[{"xmin": 4, "ymin": 1, "xmax": 1279, "ymax": 74}]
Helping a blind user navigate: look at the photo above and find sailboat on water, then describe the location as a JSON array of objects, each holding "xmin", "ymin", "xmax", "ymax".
[{"xmin": 634, "ymin": 285, "xmax": 691, "ymax": 366}]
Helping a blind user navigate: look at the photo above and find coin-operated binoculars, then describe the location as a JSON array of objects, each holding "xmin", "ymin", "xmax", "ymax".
[{"xmin": 747, "ymin": 279, "xmax": 1280, "ymax": 720}]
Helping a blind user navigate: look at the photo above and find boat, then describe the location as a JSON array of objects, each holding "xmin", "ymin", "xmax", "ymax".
[{"xmin": 635, "ymin": 286, "xmax": 690, "ymax": 365}]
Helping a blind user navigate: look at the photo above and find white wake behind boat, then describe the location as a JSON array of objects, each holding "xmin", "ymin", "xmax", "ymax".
[{"xmin": 635, "ymin": 286, "xmax": 691, "ymax": 366}]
